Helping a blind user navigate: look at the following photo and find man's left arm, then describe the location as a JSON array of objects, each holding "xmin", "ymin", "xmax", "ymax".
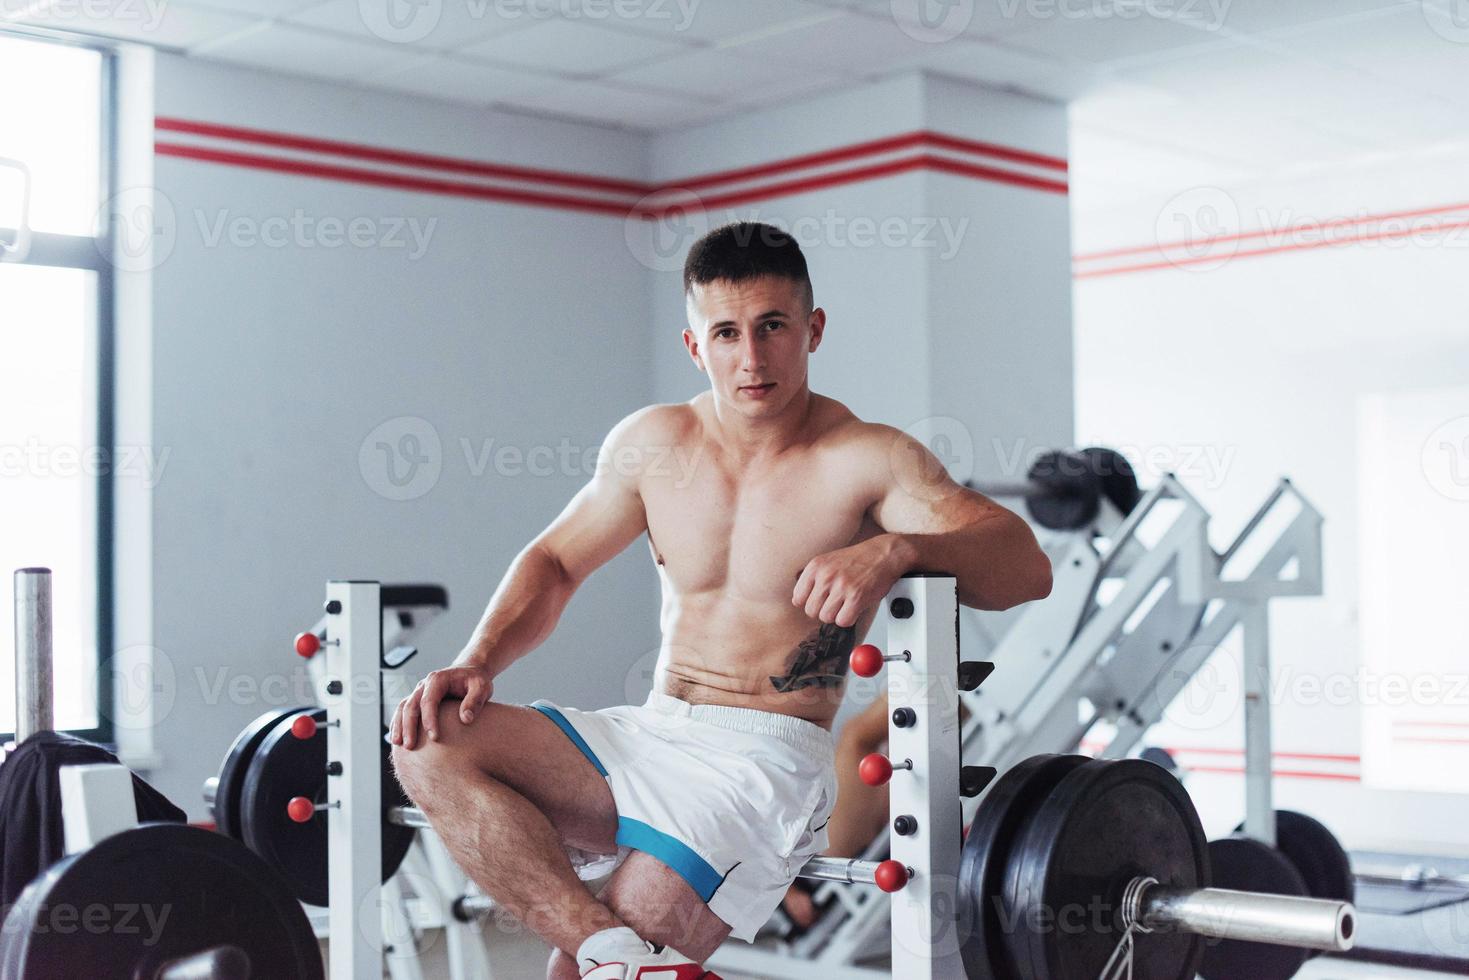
[{"xmin": 793, "ymin": 425, "xmax": 1052, "ymax": 627}]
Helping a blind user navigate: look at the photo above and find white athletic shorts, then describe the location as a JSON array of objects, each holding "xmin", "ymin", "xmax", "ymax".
[{"xmin": 530, "ymin": 692, "xmax": 838, "ymax": 942}]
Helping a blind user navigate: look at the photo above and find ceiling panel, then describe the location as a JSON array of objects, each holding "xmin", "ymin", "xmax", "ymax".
[
  {"xmin": 284, "ymin": 0, "xmax": 536, "ymax": 50},
  {"xmin": 608, "ymin": 47, "xmax": 855, "ymax": 101},
  {"xmin": 719, "ymin": 9, "xmax": 951, "ymax": 76},
  {"xmin": 457, "ymin": 17, "xmax": 694, "ymax": 75},
  {"xmin": 197, "ymin": 22, "xmax": 422, "ymax": 82},
  {"xmin": 1000, "ymin": 6, "xmax": 1241, "ymax": 65},
  {"xmin": 1202, "ymin": 0, "xmax": 1417, "ymax": 36},
  {"xmin": 604, "ymin": 0, "xmax": 840, "ymax": 43},
  {"xmin": 9, "ymin": 0, "xmax": 258, "ymax": 48},
  {"xmin": 364, "ymin": 53, "xmax": 550, "ymax": 107},
  {"xmin": 498, "ymin": 78, "xmax": 721, "ymax": 131}
]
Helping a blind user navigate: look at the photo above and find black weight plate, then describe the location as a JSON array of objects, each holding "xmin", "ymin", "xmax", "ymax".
[
  {"xmin": 1079, "ymin": 447, "xmax": 1142, "ymax": 517},
  {"xmin": 240, "ymin": 708, "xmax": 415, "ymax": 906},
  {"xmin": 1200, "ymin": 837, "xmax": 1309, "ymax": 980},
  {"xmin": 958, "ymin": 754, "xmax": 1089, "ymax": 980},
  {"xmin": 0, "ymin": 822, "xmax": 322, "ymax": 980},
  {"xmin": 1005, "ymin": 758, "xmax": 1207, "ymax": 980},
  {"xmin": 1025, "ymin": 451, "xmax": 1103, "ymax": 531},
  {"xmin": 215, "ymin": 707, "xmax": 304, "ymax": 840},
  {"xmin": 1234, "ymin": 810, "xmax": 1354, "ymax": 905}
]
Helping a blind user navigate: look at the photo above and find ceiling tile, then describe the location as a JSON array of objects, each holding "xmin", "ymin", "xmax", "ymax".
[
  {"xmin": 8, "ymin": 0, "xmax": 258, "ymax": 48},
  {"xmin": 497, "ymin": 77, "xmax": 718, "ymax": 130},
  {"xmin": 589, "ymin": 0, "xmax": 838, "ymax": 43},
  {"xmin": 607, "ymin": 47, "xmax": 854, "ymax": 100},
  {"xmin": 1000, "ymin": 6, "xmax": 1240, "ymax": 65},
  {"xmin": 458, "ymin": 17, "xmax": 694, "ymax": 74},
  {"xmin": 285, "ymin": 0, "xmax": 533, "ymax": 50},
  {"xmin": 719, "ymin": 10, "xmax": 954, "ymax": 76},
  {"xmin": 1207, "ymin": 0, "xmax": 1417, "ymax": 36},
  {"xmin": 185, "ymin": 0, "xmax": 321, "ymax": 17},
  {"xmin": 197, "ymin": 22, "xmax": 422, "ymax": 81},
  {"xmin": 364, "ymin": 53, "xmax": 550, "ymax": 106},
  {"xmin": 909, "ymin": 37, "xmax": 1088, "ymax": 96}
]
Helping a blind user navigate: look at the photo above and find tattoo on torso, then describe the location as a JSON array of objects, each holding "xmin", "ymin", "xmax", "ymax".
[{"xmin": 769, "ymin": 624, "xmax": 856, "ymax": 693}]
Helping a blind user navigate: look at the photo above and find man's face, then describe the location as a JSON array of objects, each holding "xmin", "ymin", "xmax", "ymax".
[{"xmin": 683, "ymin": 276, "xmax": 825, "ymax": 418}]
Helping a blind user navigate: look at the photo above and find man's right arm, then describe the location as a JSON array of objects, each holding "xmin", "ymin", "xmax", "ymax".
[{"xmin": 390, "ymin": 407, "xmax": 659, "ymax": 747}]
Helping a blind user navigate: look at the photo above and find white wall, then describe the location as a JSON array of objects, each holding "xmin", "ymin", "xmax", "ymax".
[
  {"xmin": 147, "ymin": 55, "xmax": 660, "ymax": 815},
  {"xmin": 1072, "ymin": 141, "xmax": 1469, "ymax": 852},
  {"xmin": 138, "ymin": 60, "xmax": 1075, "ymax": 819}
]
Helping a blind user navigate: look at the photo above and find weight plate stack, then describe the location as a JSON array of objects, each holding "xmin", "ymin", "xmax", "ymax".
[
  {"xmin": 213, "ymin": 707, "xmax": 304, "ymax": 840},
  {"xmin": 240, "ymin": 707, "xmax": 415, "ymax": 906},
  {"xmin": 1004, "ymin": 758, "xmax": 1208, "ymax": 980},
  {"xmin": 1199, "ymin": 836, "xmax": 1310, "ymax": 980},
  {"xmin": 958, "ymin": 753, "xmax": 1090, "ymax": 980},
  {"xmin": 0, "ymin": 823, "xmax": 323, "ymax": 980}
]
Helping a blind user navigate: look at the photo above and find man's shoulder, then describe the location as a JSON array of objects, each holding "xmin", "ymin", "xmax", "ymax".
[
  {"xmin": 811, "ymin": 396, "xmax": 904, "ymax": 453},
  {"xmin": 609, "ymin": 401, "xmax": 697, "ymax": 450}
]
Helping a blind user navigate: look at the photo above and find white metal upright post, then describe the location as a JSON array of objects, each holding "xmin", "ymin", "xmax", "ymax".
[
  {"xmin": 886, "ymin": 574, "xmax": 965, "ymax": 979},
  {"xmin": 327, "ymin": 580, "xmax": 384, "ymax": 980},
  {"xmin": 1240, "ymin": 602, "xmax": 1276, "ymax": 847}
]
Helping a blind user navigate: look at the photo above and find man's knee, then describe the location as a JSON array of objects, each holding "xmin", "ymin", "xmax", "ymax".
[
  {"xmin": 391, "ymin": 700, "xmax": 476, "ymax": 797},
  {"xmin": 546, "ymin": 947, "xmax": 579, "ymax": 980}
]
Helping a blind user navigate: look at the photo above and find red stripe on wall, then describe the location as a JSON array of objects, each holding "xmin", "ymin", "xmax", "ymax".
[
  {"xmin": 156, "ymin": 116, "xmax": 648, "ymax": 196},
  {"xmin": 1187, "ymin": 766, "xmax": 1362, "ymax": 783},
  {"xmin": 669, "ymin": 129, "xmax": 1067, "ymax": 193},
  {"xmin": 1073, "ymin": 216, "xmax": 1469, "ymax": 280},
  {"xmin": 155, "ymin": 141, "xmax": 633, "ymax": 216},
  {"xmin": 1073, "ymin": 197, "xmax": 1469, "ymax": 264},
  {"xmin": 155, "ymin": 118, "xmax": 1068, "ymax": 211}
]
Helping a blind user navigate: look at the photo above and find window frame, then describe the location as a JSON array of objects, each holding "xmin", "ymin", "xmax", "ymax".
[{"xmin": 1, "ymin": 28, "xmax": 118, "ymax": 747}]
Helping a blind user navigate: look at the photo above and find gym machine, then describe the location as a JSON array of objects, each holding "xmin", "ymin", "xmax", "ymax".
[
  {"xmin": 725, "ymin": 467, "xmax": 1330, "ymax": 977},
  {"xmin": 258, "ymin": 574, "xmax": 1352, "ymax": 980}
]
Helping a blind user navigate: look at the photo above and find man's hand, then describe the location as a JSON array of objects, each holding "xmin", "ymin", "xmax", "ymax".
[
  {"xmin": 390, "ymin": 662, "xmax": 495, "ymax": 750},
  {"xmin": 793, "ymin": 534, "xmax": 914, "ymax": 628}
]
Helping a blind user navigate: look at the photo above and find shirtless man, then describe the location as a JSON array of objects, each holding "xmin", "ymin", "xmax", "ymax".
[{"xmin": 389, "ymin": 222, "xmax": 1052, "ymax": 979}]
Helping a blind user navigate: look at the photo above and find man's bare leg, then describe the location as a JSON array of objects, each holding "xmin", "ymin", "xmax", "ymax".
[
  {"xmin": 547, "ymin": 851, "xmax": 731, "ymax": 980},
  {"xmin": 391, "ymin": 701, "xmax": 625, "ymax": 957}
]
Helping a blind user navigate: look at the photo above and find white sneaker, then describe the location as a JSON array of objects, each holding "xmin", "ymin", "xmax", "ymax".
[{"xmin": 577, "ymin": 926, "xmax": 718, "ymax": 980}]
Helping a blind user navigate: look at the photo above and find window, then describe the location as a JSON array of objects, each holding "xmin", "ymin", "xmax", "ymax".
[
  {"xmin": 0, "ymin": 32, "xmax": 115, "ymax": 741},
  {"xmin": 1359, "ymin": 385, "xmax": 1469, "ymax": 794}
]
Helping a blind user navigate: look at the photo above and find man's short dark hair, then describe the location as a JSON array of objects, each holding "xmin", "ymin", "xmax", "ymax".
[{"xmin": 683, "ymin": 222, "xmax": 813, "ymax": 311}]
